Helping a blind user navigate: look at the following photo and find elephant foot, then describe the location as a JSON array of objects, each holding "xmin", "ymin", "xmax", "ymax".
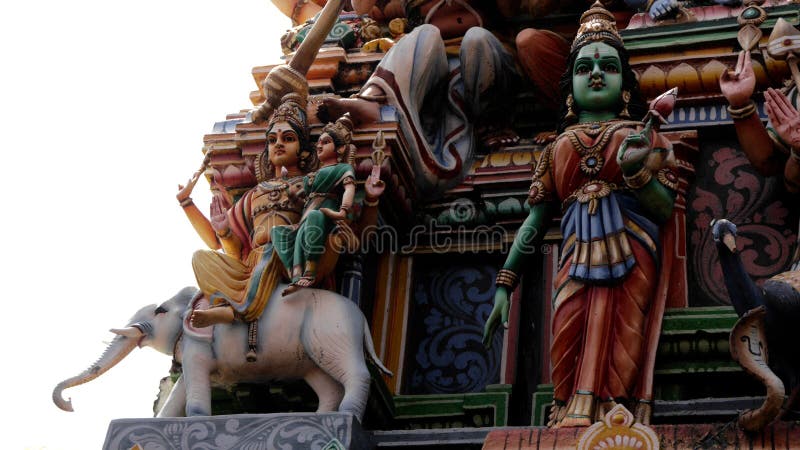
[{"xmin": 191, "ymin": 306, "xmax": 235, "ymax": 328}]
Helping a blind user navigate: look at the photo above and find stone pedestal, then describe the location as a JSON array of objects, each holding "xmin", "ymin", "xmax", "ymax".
[{"xmin": 103, "ymin": 412, "xmax": 372, "ymax": 450}]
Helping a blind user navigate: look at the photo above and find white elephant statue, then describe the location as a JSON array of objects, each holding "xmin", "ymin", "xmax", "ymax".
[{"xmin": 53, "ymin": 285, "xmax": 391, "ymax": 420}]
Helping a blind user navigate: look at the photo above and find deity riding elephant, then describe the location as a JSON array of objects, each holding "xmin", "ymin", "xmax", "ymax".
[{"xmin": 52, "ymin": 286, "xmax": 391, "ymax": 419}]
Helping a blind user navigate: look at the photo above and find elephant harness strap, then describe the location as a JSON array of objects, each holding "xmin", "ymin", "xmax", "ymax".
[{"xmin": 247, "ymin": 321, "xmax": 258, "ymax": 362}]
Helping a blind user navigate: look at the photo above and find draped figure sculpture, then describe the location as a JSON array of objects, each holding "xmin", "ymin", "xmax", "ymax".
[
  {"xmin": 273, "ymin": 113, "xmax": 358, "ymax": 293},
  {"xmin": 178, "ymin": 93, "xmax": 319, "ymax": 328},
  {"xmin": 322, "ymin": 0, "xmax": 521, "ymax": 197},
  {"xmin": 483, "ymin": 2, "xmax": 679, "ymax": 427},
  {"xmin": 178, "ymin": 102, "xmax": 385, "ymax": 335}
]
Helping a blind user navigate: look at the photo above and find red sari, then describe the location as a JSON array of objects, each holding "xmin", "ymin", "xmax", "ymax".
[{"xmin": 530, "ymin": 120, "xmax": 677, "ymax": 426}]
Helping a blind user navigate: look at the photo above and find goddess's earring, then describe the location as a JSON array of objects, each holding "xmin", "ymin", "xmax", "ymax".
[
  {"xmin": 565, "ymin": 94, "xmax": 577, "ymax": 121},
  {"xmin": 620, "ymin": 90, "xmax": 631, "ymax": 119}
]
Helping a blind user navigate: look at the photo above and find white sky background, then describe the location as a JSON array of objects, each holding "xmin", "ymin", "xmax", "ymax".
[{"xmin": 1, "ymin": 1, "xmax": 289, "ymax": 448}]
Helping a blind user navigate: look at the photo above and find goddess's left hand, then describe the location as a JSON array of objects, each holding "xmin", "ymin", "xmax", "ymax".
[{"xmin": 618, "ymin": 121, "xmax": 653, "ymax": 175}]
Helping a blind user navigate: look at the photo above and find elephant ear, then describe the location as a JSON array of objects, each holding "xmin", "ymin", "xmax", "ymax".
[{"xmin": 730, "ymin": 305, "xmax": 785, "ymax": 432}]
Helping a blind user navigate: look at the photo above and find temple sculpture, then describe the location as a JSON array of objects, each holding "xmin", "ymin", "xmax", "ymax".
[{"xmin": 52, "ymin": 0, "xmax": 800, "ymax": 447}]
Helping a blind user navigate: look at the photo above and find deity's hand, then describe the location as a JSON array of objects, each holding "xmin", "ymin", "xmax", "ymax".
[
  {"xmin": 177, "ymin": 171, "xmax": 202, "ymax": 203},
  {"xmin": 364, "ymin": 164, "xmax": 386, "ymax": 200},
  {"xmin": 618, "ymin": 121, "xmax": 654, "ymax": 175},
  {"xmin": 533, "ymin": 130, "xmax": 557, "ymax": 145},
  {"xmin": 648, "ymin": 0, "xmax": 679, "ymax": 20},
  {"xmin": 765, "ymin": 87, "xmax": 800, "ymax": 150},
  {"xmin": 720, "ymin": 50, "xmax": 756, "ymax": 108},
  {"xmin": 321, "ymin": 207, "xmax": 348, "ymax": 221},
  {"xmin": 210, "ymin": 193, "xmax": 231, "ymax": 234},
  {"xmin": 482, "ymin": 287, "xmax": 510, "ymax": 348}
]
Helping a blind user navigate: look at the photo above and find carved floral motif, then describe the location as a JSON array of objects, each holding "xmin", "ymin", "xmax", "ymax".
[
  {"xmin": 408, "ymin": 263, "xmax": 502, "ymax": 394},
  {"xmin": 106, "ymin": 414, "xmax": 354, "ymax": 450},
  {"xmin": 577, "ymin": 405, "xmax": 659, "ymax": 450}
]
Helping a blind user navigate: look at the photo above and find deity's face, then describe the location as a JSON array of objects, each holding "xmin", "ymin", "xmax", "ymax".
[
  {"xmin": 571, "ymin": 42, "xmax": 623, "ymax": 114},
  {"xmin": 316, "ymin": 131, "xmax": 338, "ymax": 164},
  {"xmin": 267, "ymin": 120, "xmax": 301, "ymax": 171}
]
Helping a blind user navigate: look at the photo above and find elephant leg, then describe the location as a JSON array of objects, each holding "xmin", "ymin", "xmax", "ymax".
[
  {"xmin": 182, "ymin": 344, "xmax": 214, "ymax": 416},
  {"xmin": 156, "ymin": 374, "xmax": 186, "ymax": 418},
  {"xmin": 305, "ymin": 367, "xmax": 344, "ymax": 412},
  {"xmin": 336, "ymin": 360, "xmax": 371, "ymax": 421}
]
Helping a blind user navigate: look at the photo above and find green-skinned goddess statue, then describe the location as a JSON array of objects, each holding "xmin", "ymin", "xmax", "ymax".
[{"xmin": 484, "ymin": 1, "xmax": 680, "ymax": 428}]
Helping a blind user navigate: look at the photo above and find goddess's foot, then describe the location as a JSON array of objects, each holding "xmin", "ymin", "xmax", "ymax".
[
  {"xmin": 319, "ymin": 97, "xmax": 381, "ymax": 125},
  {"xmin": 282, "ymin": 275, "xmax": 316, "ymax": 296},
  {"xmin": 190, "ymin": 306, "xmax": 235, "ymax": 328},
  {"xmin": 296, "ymin": 275, "xmax": 316, "ymax": 287},
  {"xmin": 477, "ymin": 124, "xmax": 520, "ymax": 151},
  {"xmin": 556, "ymin": 415, "xmax": 592, "ymax": 428}
]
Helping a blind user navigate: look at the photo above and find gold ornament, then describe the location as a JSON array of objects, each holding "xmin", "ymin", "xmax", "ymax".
[
  {"xmin": 566, "ymin": 94, "xmax": 577, "ymax": 121},
  {"xmin": 571, "ymin": 0, "xmax": 623, "ymax": 52},
  {"xmin": 620, "ymin": 90, "xmax": 632, "ymax": 119}
]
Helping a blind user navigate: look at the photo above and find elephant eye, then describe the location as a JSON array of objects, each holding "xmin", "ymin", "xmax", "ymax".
[{"xmin": 155, "ymin": 306, "xmax": 168, "ymax": 315}]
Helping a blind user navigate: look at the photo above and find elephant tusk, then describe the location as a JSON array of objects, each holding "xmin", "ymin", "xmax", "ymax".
[{"xmin": 110, "ymin": 327, "xmax": 144, "ymax": 339}]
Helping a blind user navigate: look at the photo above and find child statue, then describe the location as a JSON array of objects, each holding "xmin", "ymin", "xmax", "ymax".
[
  {"xmin": 272, "ymin": 113, "xmax": 358, "ymax": 294},
  {"xmin": 483, "ymin": 1, "xmax": 679, "ymax": 427}
]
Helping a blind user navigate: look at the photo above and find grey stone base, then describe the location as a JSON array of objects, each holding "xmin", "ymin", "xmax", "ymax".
[
  {"xmin": 104, "ymin": 412, "xmax": 373, "ymax": 450},
  {"xmin": 371, "ymin": 428, "xmax": 490, "ymax": 449}
]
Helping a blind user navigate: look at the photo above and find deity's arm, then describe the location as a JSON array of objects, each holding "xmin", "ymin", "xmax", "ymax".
[
  {"xmin": 719, "ymin": 50, "xmax": 786, "ymax": 176},
  {"xmin": 484, "ymin": 202, "xmax": 555, "ymax": 346},
  {"xmin": 484, "ymin": 142, "xmax": 557, "ymax": 347},
  {"xmin": 618, "ymin": 129, "xmax": 676, "ymax": 224},
  {"xmin": 731, "ymin": 111, "xmax": 786, "ymax": 177},
  {"xmin": 500, "ymin": 202, "xmax": 555, "ymax": 274},
  {"xmin": 341, "ymin": 181, "xmax": 356, "ymax": 213},
  {"xmin": 354, "ymin": 198, "xmax": 379, "ymax": 235},
  {"xmin": 177, "ymin": 170, "xmax": 226, "ymax": 251},
  {"xmin": 785, "ymin": 157, "xmax": 800, "ymax": 193},
  {"xmin": 501, "ymin": 143, "xmax": 558, "ymax": 276},
  {"xmin": 181, "ymin": 202, "xmax": 222, "ymax": 251},
  {"xmin": 180, "ymin": 200, "xmax": 246, "ymax": 257},
  {"xmin": 352, "ymin": 163, "xmax": 386, "ymax": 235},
  {"xmin": 352, "ymin": 0, "xmax": 378, "ymax": 15},
  {"xmin": 628, "ymin": 174, "xmax": 676, "ymax": 224},
  {"xmin": 320, "ymin": 175, "xmax": 357, "ymax": 221},
  {"xmin": 217, "ymin": 212, "xmax": 245, "ymax": 259}
]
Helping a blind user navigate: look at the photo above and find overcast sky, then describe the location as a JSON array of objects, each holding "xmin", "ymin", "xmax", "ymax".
[{"xmin": 1, "ymin": 1, "xmax": 288, "ymax": 448}]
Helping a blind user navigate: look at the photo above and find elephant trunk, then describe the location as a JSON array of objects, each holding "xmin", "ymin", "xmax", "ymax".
[{"xmin": 52, "ymin": 334, "xmax": 139, "ymax": 412}]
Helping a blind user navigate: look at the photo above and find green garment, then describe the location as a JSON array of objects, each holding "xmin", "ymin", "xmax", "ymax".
[{"xmin": 271, "ymin": 163, "xmax": 354, "ymax": 279}]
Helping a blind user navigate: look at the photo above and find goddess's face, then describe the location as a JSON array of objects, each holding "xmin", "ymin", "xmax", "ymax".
[
  {"xmin": 316, "ymin": 132, "xmax": 338, "ymax": 163},
  {"xmin": 267, "ymin": 121, "xmax": 300, "ymax": 170},
  {"xmin": 571, "ymin": 42, "xmax": 623, "ymax": 114}
]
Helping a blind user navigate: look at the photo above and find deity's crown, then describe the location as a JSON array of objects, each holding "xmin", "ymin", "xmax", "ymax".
[
  {"xmin": 322, "ymin": 112, "xmax": 355, "ymax": 146},
  {"xmin": 571, "ymin": 1, "xmax": 624, "ymax": 52},
  {"xmin": 268, "ymin": 92, "xmax": 309, "ymax": 140}
]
